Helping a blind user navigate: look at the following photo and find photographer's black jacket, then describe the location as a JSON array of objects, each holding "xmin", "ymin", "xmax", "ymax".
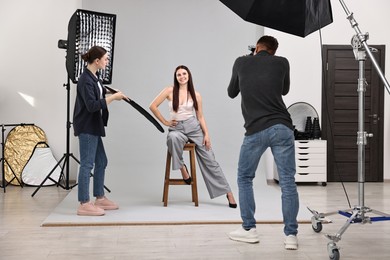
[{"xmin": 227, "ymin": 50, "xmax": 293, "ymax": 136}]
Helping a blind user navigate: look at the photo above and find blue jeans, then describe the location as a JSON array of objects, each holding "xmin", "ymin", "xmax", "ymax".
[
  {"xmin": 237, "ymin": 124, "xmax": 299, "ymax": 236},
  {"xmin": 78, "ymin": 133, "xmax": 107, "ymax": 203}
]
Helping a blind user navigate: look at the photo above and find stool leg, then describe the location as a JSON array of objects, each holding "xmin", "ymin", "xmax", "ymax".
[
  {"xmin": 163, "ymin": 151, "xmax": 171, "ymax": 207},
  {"xmin": 162, "ymin": 144, "xmax": 198, "ymax": 207},
  {"xmin": 189, "ymin": 148, "xmax": 199, "ymax": 207}
]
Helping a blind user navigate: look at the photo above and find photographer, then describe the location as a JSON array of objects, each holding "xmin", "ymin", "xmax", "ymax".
[{"xmin": 227, "ymin": 36, "xmax": 299, "ymax": 250}]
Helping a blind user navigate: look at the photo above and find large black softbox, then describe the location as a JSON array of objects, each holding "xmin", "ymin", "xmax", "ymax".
[
  {"xmin": 220, "ymin": 0, "xmax": 333, "ymax": 37},
  {"xmin": 65, "ymin": 9, "xmax": 116, "ymax": 84}
]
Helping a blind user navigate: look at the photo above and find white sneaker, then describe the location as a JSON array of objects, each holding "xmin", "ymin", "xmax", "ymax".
[
  {"xmin": 228, "ymin": 227, "xmax": 260, "ymax": 244},
  {"xmin": 284, "ymin": 235, "xmax": 298, "ymax": 250}
]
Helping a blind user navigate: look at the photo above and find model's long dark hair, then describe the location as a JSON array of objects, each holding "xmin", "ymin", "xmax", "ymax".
[{"xmin": 172, "ymin": 65, "xmax": 198, "ymax": 112}]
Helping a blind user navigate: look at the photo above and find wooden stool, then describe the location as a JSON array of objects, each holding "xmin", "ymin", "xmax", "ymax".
[{"xmin": 162, "ymin": 143, "xmax": 198, "ymax": 207}]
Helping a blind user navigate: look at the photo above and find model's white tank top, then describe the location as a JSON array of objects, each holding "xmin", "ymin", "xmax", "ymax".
[{"xmin": 168, "ymin": 99, "xmax": 194, "ymax": 121}]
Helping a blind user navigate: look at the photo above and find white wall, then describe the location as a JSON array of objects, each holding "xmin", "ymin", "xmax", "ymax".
[
  {"xmin": 265, "ymin": 0, "xmax": 390, "ymax": 180},
  {"xmin": 1, "ymin": 0, "xmax": 389, "ymax": 189},
  {"xmin": 0, "ymin": 0, "xmax": 258, "ymax": 193},
  {"xmin": 0, "ymin": 0, "xmax": 82, "ymax": 178}
]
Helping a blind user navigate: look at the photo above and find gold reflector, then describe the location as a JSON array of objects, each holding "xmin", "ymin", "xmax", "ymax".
[{"xmin": 4, "ymin": 125, "xmax": 47, "ymax": 185}]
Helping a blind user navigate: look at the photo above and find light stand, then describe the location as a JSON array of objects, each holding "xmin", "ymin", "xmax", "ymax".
[
  {"xmin": 31, "ymin": 9, "xmax": 116, "ymax": 197},
  {"xmin": 31, "ymin": 78, "xmax": 79, "ymax": 196},
  {"xmin": 31, "ymin": 73, "xmax": 112, "ymax": 197},
  {"xmin": 308, "ymin": 1, "xmax": 390, "ymax": 259}
]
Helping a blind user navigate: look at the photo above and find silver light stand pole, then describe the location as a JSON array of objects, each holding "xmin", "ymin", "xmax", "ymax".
[{"xmin": 307, "ymin": 1, "xmax": 390, "ymax": 259}]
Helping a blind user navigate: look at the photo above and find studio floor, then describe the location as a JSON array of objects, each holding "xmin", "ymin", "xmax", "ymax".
[
  {"xmin": 1, "ymin": 181, "xmax": 390, "ymax": 260},
  {"xmin": 40, "ymin": 177, "xmax": 312, "ymax": 227}
]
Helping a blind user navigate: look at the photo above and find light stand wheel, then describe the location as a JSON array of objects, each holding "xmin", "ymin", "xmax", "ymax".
[
  {"xmin": 329, "ymin": 249, "xmax": 340, "ymax": 260},
  {"xmin": 327, "ymin": 242, "xmax": 340, "ymax": 260},
  {"xmin": 312, "ymin": 221, "xmax": 323, "ymax": 233},
  {"xmin": 310, "ymin": 214, "xmax": 324, "ymax": 233}
]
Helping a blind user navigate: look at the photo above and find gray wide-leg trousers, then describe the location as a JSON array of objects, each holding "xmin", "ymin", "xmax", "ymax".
[{"xmin": 167, "ymin": 117, "xmax": 232, "ymax": 199}]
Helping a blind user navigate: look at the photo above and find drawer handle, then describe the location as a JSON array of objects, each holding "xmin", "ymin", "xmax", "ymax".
[
  {"xmin": 298, "ymin": 166, "xmax": 309, "ymax": 168},
  {"xmin": 297, "ymin": 173, "xmax": 309, "ymax": 175},
  {"xmin": 298, "ymin": 153, "xmax": 309, "ymax": 155},
  {"xmin": 298, "ymin": 159, "xmax": 309, "ymax": 161},
  {"xmin": 298, "ymin": 147, "xmax": 309, "ymax": 149}
]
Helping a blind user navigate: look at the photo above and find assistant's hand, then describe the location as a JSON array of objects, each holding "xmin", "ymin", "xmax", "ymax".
[
  {"xmin": 112, "ymin": 91, "xmax": 128, "ymax": 101},
  {"xmin": 106, "ymin": 91, "xmax": 129, "ymax": 104}
]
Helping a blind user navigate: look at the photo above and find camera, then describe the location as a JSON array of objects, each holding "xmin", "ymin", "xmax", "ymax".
[{"xmin": 248, "ymin": 45, "xmax": 255, "ymax": 55}]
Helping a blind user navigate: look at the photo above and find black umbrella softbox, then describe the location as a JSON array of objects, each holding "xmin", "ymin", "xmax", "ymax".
[{"xmin": 220, "ymin": 0, "xmax": 333, "ymax": 37}]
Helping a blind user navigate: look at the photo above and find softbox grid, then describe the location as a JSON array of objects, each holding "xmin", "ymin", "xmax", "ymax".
[{"xmin": 66, "ymin": 9, "xmax": 116, "ymax": 84}]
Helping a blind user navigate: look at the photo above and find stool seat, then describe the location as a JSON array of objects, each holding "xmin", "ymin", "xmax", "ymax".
[{"xmin": 162, "ymin": 142, "xmax": 198, "ymax": 206}]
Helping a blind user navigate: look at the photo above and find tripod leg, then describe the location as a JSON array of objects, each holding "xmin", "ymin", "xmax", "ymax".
[
  {"xmin": 31, "ymin": 155, "xmax": 67, "ymax": 197},
  {"xmin": 4, "ymin": 159, "xmax": 24, "ymax": 187},
  {"xmin": 325, "ymin": 209, "xmax": 360, "ymax": 243},
  {"xmin": 67, "ymin": 154, "xmax": 79, "ymax": 189},
  {"xmin": 69, "ymin": 153, "xmax": 111, "ymax": 192},
  {"xmin": 56, "ymin": 155, "xmax": 68, "ymax": 187},
  {"xmin": 103, "ymin": 183, "xmax": 111, "ymax": 193},
  {"xmin": 0, "ymin": 158, "xmax": 3, "ymax": 190},
  {"xmin": 71, "ymin": 173, "xmax": 112, "ymax": 193}
]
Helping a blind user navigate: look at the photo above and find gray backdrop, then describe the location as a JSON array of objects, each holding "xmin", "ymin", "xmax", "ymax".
[
  {"xmin": 3, "ymin": 1, "xmax": 388, "ymax": 193},
  {"xmin": 81, "ymin": 0, "xmax": 265, "ymax": 193}
]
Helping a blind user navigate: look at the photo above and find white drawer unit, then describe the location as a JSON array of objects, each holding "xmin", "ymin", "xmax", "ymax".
[{"xmin": 274, "ymin": 140, "xmax": 327, "ymax": 186}]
